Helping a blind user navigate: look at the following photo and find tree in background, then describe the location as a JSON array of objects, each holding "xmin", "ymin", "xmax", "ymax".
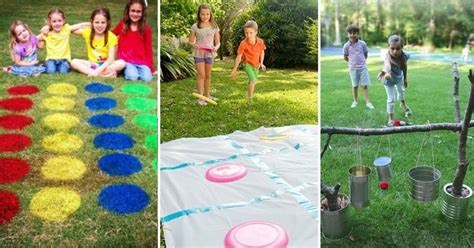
[
  {"xmin": 230, "ymin": 0, "xmax": 318, "ymax": 68},
  {"xmin": 322, "ymin": 0, "xmax": 474, "ymax": 49}
]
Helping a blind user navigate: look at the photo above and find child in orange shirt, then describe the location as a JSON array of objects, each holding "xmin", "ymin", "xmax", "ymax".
[{"xmin": 230, "ymin": 20, "xmax": 266, "ymax": 100}]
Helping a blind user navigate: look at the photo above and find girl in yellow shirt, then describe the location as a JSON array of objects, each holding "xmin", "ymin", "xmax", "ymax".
[{"xmin": 71, "ymin": 8, "xmax": 125, "ymax": 77}]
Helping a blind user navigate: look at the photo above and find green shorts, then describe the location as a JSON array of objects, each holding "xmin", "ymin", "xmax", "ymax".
[{"xmin": 242, "ymin": 64, "xmax": 259, "ymax": 84}]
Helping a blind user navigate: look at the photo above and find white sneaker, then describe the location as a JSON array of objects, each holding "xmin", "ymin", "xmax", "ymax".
[
  {"xmin": 366, "ymin": 102, "xmax": 375, "ymax": 109},
  {"xmin": 351, "ymin": 101, "xmax": 358, "ymax": 108}
]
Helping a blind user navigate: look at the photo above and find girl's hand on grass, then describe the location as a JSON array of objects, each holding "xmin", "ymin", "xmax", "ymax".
[{"xmin": 230, "ymin": 70, "xmax": 237, "ymax": 80}]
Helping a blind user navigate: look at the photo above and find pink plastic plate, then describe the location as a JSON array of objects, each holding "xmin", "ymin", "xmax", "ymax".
[
  {"xmin": 206, "ymin": 164, "xmax": 247, "ymax": 183},
  {"xmin": 225, "ymin": 221, "xmax": 289, "ymax": 248}
]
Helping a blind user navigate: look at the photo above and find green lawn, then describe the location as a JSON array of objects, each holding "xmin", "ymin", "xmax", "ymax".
[
  {"xmin": 320, "ymin": 55, "xmax": 474, "ymax": 246},
  {"xmin": 0, "ymin": 1, "xmax": 157, "ymax": 246},
  {"xmin": 160, "ymin": 60, "xmax": 318, "ymax": 142}
]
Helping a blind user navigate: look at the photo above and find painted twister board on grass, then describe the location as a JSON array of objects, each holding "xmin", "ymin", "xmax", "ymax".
[{"xmin": 160, "ymin": 125, "xmax": 319, "ymax": 247}]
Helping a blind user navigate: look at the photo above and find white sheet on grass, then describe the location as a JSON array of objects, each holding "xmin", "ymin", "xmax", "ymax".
[{"xmin": 160, "ymin": 125, "xmax": 319, "ymax": 247}]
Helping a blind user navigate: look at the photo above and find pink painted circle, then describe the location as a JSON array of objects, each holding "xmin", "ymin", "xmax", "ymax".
[
  {"xmin": 224, "ymin": 221, "xmax": 288, "ymax": 248},
  {"xmin": 205, "ymin": 164, "xmax": 247, "ymax": 183}
]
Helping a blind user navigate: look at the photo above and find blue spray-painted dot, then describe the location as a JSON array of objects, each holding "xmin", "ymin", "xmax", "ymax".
[
  {"xmin": 94, "ymin": 132, "xmax": 134, "ymax": 150},
  {"xmin": 88, "ymin": 114, "xmax": 125, "ymax": 128},
  {"xmin": 85, "ymin": 97, "xmax": 117, "ymax": 111},
  {"xmin": 85, "ymin": 82, "xmax": 114, "ymax": 94},
  {"xmin": 98, "ymin": 183, "xmax": 149, "ymax": 214},
  {"xmin": 98, "ymin": 153, "xmax": 142, "ymax": 176}
]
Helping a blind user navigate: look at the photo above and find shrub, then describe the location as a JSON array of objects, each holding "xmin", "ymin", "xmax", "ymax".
[
  {"xmin": 229, "ymin": 0, "xmax": 317, "ymax": 69},
  {"xmin": 160, "ymin": 45, "xmax": 196, "ymax": 82}
]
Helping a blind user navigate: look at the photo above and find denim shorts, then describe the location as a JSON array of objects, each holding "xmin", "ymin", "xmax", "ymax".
[{"xmin": 194, "ymin": 57, "xmax": 213, "ymax": 64}]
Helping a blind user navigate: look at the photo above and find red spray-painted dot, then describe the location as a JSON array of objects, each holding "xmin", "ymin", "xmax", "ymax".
[
  {"xmin": 7, "ymin": 85, "xmax": 40, "ymax": 96},
  {"xmin": 0, "ymin": 190, "xmax": 20, "ymax": 224},
  {"xmin": 0, "ymin": 115, "xmax": 34, "ymax": 130},
  {"xmin": 0, "ymin": 98, "xmax": 33, "ymax": 112},
  {"xmin": 0, "ymin": 134, "xmax": 32, "ymax": 152},
  {"xmin": 0, "ymin": 158, "xmax": 29, "ymax": 184}
]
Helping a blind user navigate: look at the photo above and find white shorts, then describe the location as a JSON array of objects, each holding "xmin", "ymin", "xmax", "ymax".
[{"xmin": 349, "ymin": 68, "xmax": 371, "ymax": 87}]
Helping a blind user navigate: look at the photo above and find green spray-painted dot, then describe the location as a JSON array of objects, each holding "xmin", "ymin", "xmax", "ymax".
[
  {"xmin": 152, "ymin": 158, "xmax": 157, "ymax": 171},
  {"xmin": 125, "ymin": 97, "xmax": 157, "ymax": 111},
  {"xmin": 144, "ymin": 134, "xmax": 157, "ymax": 152},
  {"xmin": 121, "ymin": 84, "xmax": 152, "ymax": 96},
  {"xmin": 133, "ymin": 114, "xmax": 158, "ymax": 131}
]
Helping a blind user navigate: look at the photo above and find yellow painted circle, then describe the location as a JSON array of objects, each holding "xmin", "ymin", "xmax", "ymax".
[
  {"xmin": 42, "ymin": 113, "xmax": 80, "ymax": 130},
  {"xmin": 41, "ymin": 97, "xmax": 75, "ymax": 111},
  {"xmin": 42, "ymin": 132, "xmax": 83, "ymax": 153},
  {"xmin": 47, "ymin": 83, "xmax": 78, "ymax": 96},
  {"xmin": 30, "ymin": 187, "xmax": 81, "ymax": 222},
  {"xmin": 42, "ymin": 156, "xmax": 86, "ymax": 180}
]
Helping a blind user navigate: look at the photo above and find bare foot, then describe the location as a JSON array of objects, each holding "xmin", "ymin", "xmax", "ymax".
[
  {"xmin": 2, "ymin": 66, "xmax": 12, "ymax": 72},
  {"xmin": 33, "ymin": 73, "xmax": 41, "ymax": 77}
]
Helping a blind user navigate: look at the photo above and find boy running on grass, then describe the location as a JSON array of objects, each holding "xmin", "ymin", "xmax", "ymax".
[
  {"xmin": 230, "ymin": 20, "xmax": 266, "ymax": 101},
  {"xmin": 343, "ymin": 24, "xmax": 374, "ymax": 109}
]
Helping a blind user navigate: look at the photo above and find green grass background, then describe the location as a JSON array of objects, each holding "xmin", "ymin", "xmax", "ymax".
[
  {"xmin": 0, "ymin": 0, "xmax": 158, "ymax": 246},
  {"xmin": 321, "ymin": 54, "xmax": 474, "ymax": 246},
  {"xmin": 160, "ymin": 60, "xmax": 318, "ymax": 142}
]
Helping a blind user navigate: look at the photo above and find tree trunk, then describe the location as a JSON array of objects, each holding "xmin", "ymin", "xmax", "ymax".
[
  {"xmin": 453, "ymin": 62, "xmax": 461, "ymax": 123},
  {"xmin": 324, "ymin": 0, "xmax": 331, "ymax": 46},
  {"xmin": 334, "ymin": 0, "xmax": 341, "ymax": 46},
  {"xmin": 452, "ymin": 69, "xmax": 474, "ymax": 195}
]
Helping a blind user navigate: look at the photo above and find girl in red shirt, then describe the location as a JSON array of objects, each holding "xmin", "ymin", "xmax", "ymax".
[{"xmin": 113, "ymin": 0, "xmax": 155, "ymax": 82}]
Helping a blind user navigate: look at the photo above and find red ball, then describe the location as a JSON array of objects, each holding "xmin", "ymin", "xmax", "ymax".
[{"xmin": 380, "ymin": 180, "xmax": 389, "ymax": 190}]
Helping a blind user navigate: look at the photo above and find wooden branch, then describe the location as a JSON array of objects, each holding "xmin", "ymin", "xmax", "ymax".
[
  {"xmin": 321, "ymin": 122, "xmax": 474, "ymax": 136},
  {"xmin": 321, "ymin": 182, "xmax": 341, "ymax": 211},
  {"xmin": 320, "ymin": 134, "xmax": 332, "ymax": 158},
  {"xmin": 452, "ymin": 69, "xmax": 474, "ymax": 195},
  {"xmin": 453, "ymin": 62, "xmax": 461, "ymax": 123}
]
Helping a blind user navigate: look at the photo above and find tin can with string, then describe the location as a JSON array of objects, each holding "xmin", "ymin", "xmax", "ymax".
[
  {"xmin": 349, "ymin": 166, "xmax": 371, "ymax": 208},
  {"xmin": 373, "ymin": 156, "xmax": 393, "ymax": 181}
]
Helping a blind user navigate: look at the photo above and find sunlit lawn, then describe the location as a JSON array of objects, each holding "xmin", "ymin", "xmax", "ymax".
[{"xmin": 160, "ymin": 60, "xmax": 318, "ymax": 142}]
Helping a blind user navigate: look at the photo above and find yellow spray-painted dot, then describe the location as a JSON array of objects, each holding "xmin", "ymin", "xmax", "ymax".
[
  {"xmin": 42, "ymin": 113, "xmax": 80, "ymax": 130},
  {"xmin": 41, "ymin": 96, "xmax": 75, "ymax": 111},
  {"xmin": 47, "ymin": 83, "xmax": 78, "ymax": 96},
  {"xmin": 42, "ymin": 132, "xmax": 83, "ymax": 153},
  {"xmin": 42, "ymin": 156, "xmax": 86, "ymax": 180},
  {"xmin": 30, "ymin": 187, "xmax": 81, "ymax": 222}
]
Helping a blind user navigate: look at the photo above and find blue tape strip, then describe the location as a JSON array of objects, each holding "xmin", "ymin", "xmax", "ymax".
[
  {"xmin": 227, "ymin": 136, "xmax": 318, "ymax": 220},
  {"xmin": 161, "ymin": 182, "xmax": 317, "ymax": 223},
  {"xmin": 160, "ymin": 144, "xmax": 300, "ymax": 171}
]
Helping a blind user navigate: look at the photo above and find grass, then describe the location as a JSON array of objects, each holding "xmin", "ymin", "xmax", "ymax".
[
  {"xmin": 0, "ymin": 0, "xmax": 157, "ymax": 246},
  {"xmin": 160, "ymin": 59, "xmax": 318, "ymax": 142},
  {"xmin": 320, "ymin": 55, "xmax": 474, "ymax": 246}
]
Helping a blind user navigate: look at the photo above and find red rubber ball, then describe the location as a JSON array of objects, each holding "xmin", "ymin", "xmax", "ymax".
[{"xmin": 380, "ymin": 180, "xmax": 389, "ymax": 190}]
